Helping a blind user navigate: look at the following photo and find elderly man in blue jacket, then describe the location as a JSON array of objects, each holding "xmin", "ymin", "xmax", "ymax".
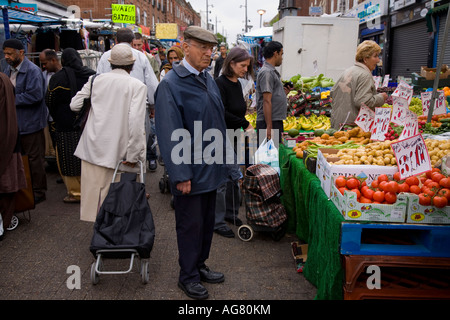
[
  {"xmin": 3, "ymin": 39, "xmax": 48, "ymax": 204},
  {"xmin": 155, "ymin": 26, "xmax": 233, "ymax": 300}
]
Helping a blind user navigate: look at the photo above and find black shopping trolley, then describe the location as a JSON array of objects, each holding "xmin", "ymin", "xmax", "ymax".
[
  {"xmin": 238, "ymin": 164, "xmax": 287, "ymax": 242},
  {"xmin": 89, "ymin": 160, "xmax": 155, "ymax": 284}
]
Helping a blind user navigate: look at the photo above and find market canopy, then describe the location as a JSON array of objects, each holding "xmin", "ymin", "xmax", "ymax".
[{"xmin": 1, "ymin": 6, "xmax": 62, "ymax": 25}]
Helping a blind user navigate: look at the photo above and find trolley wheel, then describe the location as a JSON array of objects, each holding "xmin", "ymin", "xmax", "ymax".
[
  {"xmin": 165, "ymin": 180, "xmax": 170, "ymax": 193},
  {"xmin": 237, "ymin": 224, "xmax": 253, "ymax": 242},
  {"xmin": 90, "ymin": 262, "xmax": 99, "ymax": 285},
  {"xmin": 140, "ymin": 260, "xmax": 149, "ymax": 284},
  {"xmin": 159, "ymin": 178, "xmax": 166, "ymax": 193},
  {"xmin": 7, "ymin": 215, "xmax": 19, "ymax": 231}
]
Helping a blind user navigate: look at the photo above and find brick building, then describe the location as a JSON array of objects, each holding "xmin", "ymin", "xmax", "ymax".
[
  {"xmin": 57, "ymin": 0, "xmax": 200, "ymax": 33},
  {"xmin": 278, "ymin": 0, "xmax": 364, "ymax": 17}
]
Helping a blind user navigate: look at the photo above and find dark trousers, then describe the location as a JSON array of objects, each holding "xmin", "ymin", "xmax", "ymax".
[
  {"xmin": 20, "ymin": 129, "xmax": 47, "ymax": 197},
  {"xmin": 173, "ymin": 190, "xmax": 217, "ymax": 284}
]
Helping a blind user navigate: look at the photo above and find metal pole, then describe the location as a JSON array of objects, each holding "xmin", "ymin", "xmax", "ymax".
[
  {"xmin": 427, "ymin": 5, "xmax": 450, "ymax": 123},
  {"xmin": 206, "ymin": 0, "xmax": 208, "ymax": 30},
  {"xmin": 245, "ymin": 0, "xmax": 248, "ymax": 33}
]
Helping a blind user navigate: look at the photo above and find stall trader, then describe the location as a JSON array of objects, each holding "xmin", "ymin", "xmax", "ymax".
[{"xmin": 330, "ymin": 40, "xmax": 388, "ymax": 130}]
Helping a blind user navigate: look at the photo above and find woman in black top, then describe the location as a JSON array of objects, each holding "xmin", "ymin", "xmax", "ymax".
[{"xmin": 213, "ymin": 47, "xmax": 254, "ymax": 238}]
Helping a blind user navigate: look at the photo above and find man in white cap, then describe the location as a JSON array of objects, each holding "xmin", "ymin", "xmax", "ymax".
[{"xmin": 70, "ymin": 44, "xmax": 147, "ymax": 223}]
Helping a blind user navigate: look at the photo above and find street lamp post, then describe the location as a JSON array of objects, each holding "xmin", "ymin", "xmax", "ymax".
[{"xmin": 257, "ymin": 9, "xmax": 266, "ymax": 28}]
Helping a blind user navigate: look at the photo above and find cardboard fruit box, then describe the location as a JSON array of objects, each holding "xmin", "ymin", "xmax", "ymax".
[
  {"xmin": 316, "ymin": 148, "xmax": 399, "ymax": 198},
  {"xmin": 420, "ymin": 64, "xmax": 450, "ymax": 80},
  {"xmin": 330, "ymin": 178, "xmax": 408, "ymax": 223},
  {"xmin": 405, "ymin": 193, "xmax": 450, "ymax": 225}
]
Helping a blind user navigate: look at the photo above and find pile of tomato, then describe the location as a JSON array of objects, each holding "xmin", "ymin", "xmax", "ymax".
[{"xmin": 335, "ymin": 168, "xmax": 450, "ymax": 208}]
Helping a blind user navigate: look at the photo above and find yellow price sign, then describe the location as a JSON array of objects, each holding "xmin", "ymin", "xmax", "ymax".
[{"xmin": 111, "ymin": 4, "xmax": 136, "ymax": 24}]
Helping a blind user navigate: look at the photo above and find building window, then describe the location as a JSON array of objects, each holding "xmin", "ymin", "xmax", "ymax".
[{"xmin": 144, "ymin": 11, "xmax": 147, "ymax": 26}]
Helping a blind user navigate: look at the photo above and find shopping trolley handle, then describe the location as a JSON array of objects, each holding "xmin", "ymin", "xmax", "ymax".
[{"xmin": 112, "ymin": 160, "xmax": 145, "ymax": 183}]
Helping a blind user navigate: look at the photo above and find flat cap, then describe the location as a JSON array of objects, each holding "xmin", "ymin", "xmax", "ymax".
[{"xmin": 184, "ymin": 26, "xmax": 218, "ymax": 45}]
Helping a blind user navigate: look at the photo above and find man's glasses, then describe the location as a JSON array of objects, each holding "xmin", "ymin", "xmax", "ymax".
[{"xmin": 188, "ymin": 42, "xmax": 215, "ymax": 53}]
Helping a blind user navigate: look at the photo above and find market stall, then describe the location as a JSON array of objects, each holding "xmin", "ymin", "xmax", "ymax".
[{"xmin": 267, "ymin": 62, "xmax": 450, "ymax": 299}]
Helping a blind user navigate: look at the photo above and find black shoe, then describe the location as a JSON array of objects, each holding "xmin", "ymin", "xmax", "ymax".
[
  {"xmin": 34, "ymin": 194, "xmax": 46, "ymax": 205},
  {"xmin": 225, "ymin": 217, "xmax": 243, "ymax": 226},
  {"xmin": 178, "ymin": 281, "xmax": 208, "ymax": 300},
  {"xmin": 199, "ymin": 266, "xmax": 224, "ymax": 283},
  {"xmin": 214, "ymin": 226, "xmax": 235, "ymax": 238},
  {"xmin": 56, "ymin": 178, "xmax": 63, "ymax": 184},
  {"xmin": 148, "ymin": 160, "xmax": 157, "ymax": 172}
]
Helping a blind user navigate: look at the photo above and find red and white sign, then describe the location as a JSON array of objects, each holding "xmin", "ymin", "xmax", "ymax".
[
  {"xmin": 392, "ymin": 80, "xmax": 413, "ymax": 105},
  {"xmin": 391, "ymin": 97, "xmax": 409, "ymax": 126},
  {"xmin": 370, "ymin": 107, "xmax": 392, "ymax": 141},
  {"xmin": 421, "ymin": 90, "xmax": 447, "ymax": 116},
  {"xmin": 391, "ymin": 134, "xmax": 431, "ymax": 180},
  {"xmin": 355, "ymin": 104, "xmax": 375, "ymax": 132},
  {"xmin": 399, "ymin": 109, "xmax": 419, "ymax": 141}
]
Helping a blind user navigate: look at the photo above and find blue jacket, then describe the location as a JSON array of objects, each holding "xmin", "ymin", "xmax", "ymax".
[
  {"xmin": 154, "ymin": 62, "xmax": 229, "ymax": 196},
  {"xmin": 3, "ymin": 57, "xmax": 48, "ymax": 135}
]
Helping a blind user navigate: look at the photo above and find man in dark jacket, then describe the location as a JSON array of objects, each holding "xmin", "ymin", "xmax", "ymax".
[
  {"xmin": 3, "ymin": 39, "xmax": 48, "ymax": 204},
  {"xmin": 155, "ymin": 26, "xmax": 229, "ymax": 300}
]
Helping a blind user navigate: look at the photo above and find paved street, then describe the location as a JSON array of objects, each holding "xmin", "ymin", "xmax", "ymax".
[{"xmin": 0, "ymin": 161, "xmax": 317, "ymax": 301}]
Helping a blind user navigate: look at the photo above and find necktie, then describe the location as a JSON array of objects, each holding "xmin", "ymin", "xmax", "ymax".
[{"xmin": 199, "ymin": 71, "xmax": 207, "ymax": 84}]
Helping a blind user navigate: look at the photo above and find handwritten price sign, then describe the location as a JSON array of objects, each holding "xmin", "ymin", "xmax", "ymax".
[
  {"xmin": 382, "ymin": 75, "xmax": 390, "ymax": 88},
  {"xmin": 391, "ymin": 97, "xmax": 409, "ymax": 126},
  {"xmin": 370, "ymin": 107, "xmax": 392, "ymax": 141},
  {"xmin": 421, "ymin": 91, "xmax": 447, "ymax": 116},
  {"xmin": 399, "ymin": 109, "xmax": 419, "ymax": 141},
  {"xmin": 355, "ymin": 104, "xmax": 375, "ymax": 132},
  {"xmin": 392, "ymin": 80, "xmax": 413, "ymax": 105},
  {"xmin": 373, "ymin": 76, "xmax": 382, "ymax": 90},
  {"xmin": 391, "ymin": 134, "xmax": 431, "ymax": 180}
]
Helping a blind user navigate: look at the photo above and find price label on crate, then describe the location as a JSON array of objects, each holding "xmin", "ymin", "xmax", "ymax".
[
  {"xmin": 391, "ymin": 134, "xmax": 431, "ymax": 180},
  {"xmin": 355, "ymin": 104, "xmax": 375, "ymax": 132},
  {"xmin": 392, "ymin": 80, "xmax": 413, "ymax": 105},
  {"xmin": 370, "ymin": 107, "xmax": 392, "ymax": 141},
  {"xmin": 391, "ymin": 97, "xmax": 409, "ymax": 126},
  {"xmin": 399, "ymin": 109, "xmax": 419, "ymax": 141},
  {"xmin": 421, "ymin": 91, "xmax": 447, "ymax": 116}
]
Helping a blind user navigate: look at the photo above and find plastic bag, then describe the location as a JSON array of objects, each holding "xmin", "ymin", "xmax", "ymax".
[{"xmin": 254, "ymin": 138, "xmax": 280, "ymax": 175}]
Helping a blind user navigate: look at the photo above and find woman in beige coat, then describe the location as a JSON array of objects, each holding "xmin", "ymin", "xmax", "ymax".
[
  {"xmin": 330, "ymin": 40, "xmax": 388, "ymax": 130},
  {"xmin": 70, "ymin": 44, "xmax": 147, "ymax": 222}
]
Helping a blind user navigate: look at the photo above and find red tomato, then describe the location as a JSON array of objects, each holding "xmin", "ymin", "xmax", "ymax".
[
  {"xmin": 420, "ymin": 176, "xmax": 427, "ymax": 184},
  {"xmin": 427, "ymin": 181, "xmax": 440, "ymax": 190},
  {"xmin": 378, "ymin": 174, "xmax": 389, "ymax": 183},
  {"xmin": 351, "ymin": 188, "xmax": 361, "ymax": 199},
  {"xmin": 405, "ymin": 176, "xmax": 419, "ymax": 186},
  {"xmin": 409, "ymin": 185, "xmax": 421, "ymax": 195},
  {"xmin": 398, "ymin": 182, "xmax": 410, "ymax": 193},
  {"xmin": 338, "ymin": 187, "xmax": 347, "ymax": 195},
  {"xmin": 371, "ymin": 180, "xmax": 379, "ymax": 189},
  {"xmin": 432, "ymin": 173, "xmax": 445, "ymax": 183},
  {"xmin": 385, "ymin": 181, "xmax": 399, "ymax": 194},
  {"xmin": 419, "ymin": 193, "xmax": 432, "ymax": 206},
  {"xmin": 335, "ymin": 176, "xmax": 347, "ymax": 188},
  {"xmin": 379, "ymin": 181, "xmax": 389, "ymax": 191},
  {"xmin": 432, "ymin": 196, "xmax": 448, "ymax": 208},
  {"xmin": 439, "ymin": 177, "xmax": 450, "ymax": 189},
  {"xmin": 384, "ymin": 192, "xmax": 397, "ymax": 204},
  {"xmin": 438, "ymin": 188, "xmax": 450, "ymax": 201},
  {"xmin": 372, "ymin": 190, "xmax": 385, "ymax": 203},
  {"xmin": 359, "ymin": 196, "xmax": 372, "ymax": 203},
  {"xmin": 362, "ymin": 187, "xmax": 374, "ymax": 200},
  {"xmin": 346, "ymin": 178, "xmax": 360, "ymax": 190},
  {"xmin": 422, "ymin": 187, "xmax": 436, "ymax": 197},
  {"xmin": 393, "ymin": 172, "xmax": 401, "ymax": 182}
]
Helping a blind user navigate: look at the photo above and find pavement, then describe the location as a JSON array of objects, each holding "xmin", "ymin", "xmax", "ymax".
[{"xmin": 0, "ymin": 160, "xmax": 317, "ymax": 302}]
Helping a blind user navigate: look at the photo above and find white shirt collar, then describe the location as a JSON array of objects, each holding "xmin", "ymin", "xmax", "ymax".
[{"xmin": 182, "ymin": 58, "xmax": 206, "ymax": 76}]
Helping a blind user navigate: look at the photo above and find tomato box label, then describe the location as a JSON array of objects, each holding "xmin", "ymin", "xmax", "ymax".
[{"xmin": 406, "ymin": 193, "xmax": 450, "ymax": 225}]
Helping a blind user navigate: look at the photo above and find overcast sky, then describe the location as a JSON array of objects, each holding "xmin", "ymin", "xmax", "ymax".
[{"xmin": 186, "ymin": 0, "xmax": 279, "ymax": 46}]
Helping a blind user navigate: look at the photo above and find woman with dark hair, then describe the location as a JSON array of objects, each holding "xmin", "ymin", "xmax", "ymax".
[
  {"xmin": 46, "ymin": 48, "xmax": 95, "ymax": 203},
  {"xmin": 0, "ymin": 73, "xmax": 26, "ymax": 238},
  {"xmin": 160, "ymin": 46, "xmax": 184, "ymax": 80},
  {"xmin": 213, "ymin": 46, "xmax": 254, "ymax": 238}
]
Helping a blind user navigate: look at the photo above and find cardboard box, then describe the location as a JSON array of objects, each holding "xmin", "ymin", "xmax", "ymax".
[
  {"xmin": 405, "ymin": 193, "xmax": 450, "ymax": 225},
  {"xmin": 420, "ymin": 65, "xmax": 450, "ymax": 80},
  {"xmin": 316, "ymin": 148, "xmax": 399, "ymax": 198},
  {"xmin": 291, "ymin": 241, "xmax": 308, "ymax": 273},
  {"xmin": 330, "ymin": 179, "xmax": 408, "ymax": 222}
]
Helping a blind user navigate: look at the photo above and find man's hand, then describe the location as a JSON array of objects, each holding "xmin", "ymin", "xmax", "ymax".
[
  {"xmin": 177, "ymin": 180, "xmax": 191, "ymax": 195},
  {"xmin": 122, "ymin": 161, "xmax": 136, "ymax": 168}
]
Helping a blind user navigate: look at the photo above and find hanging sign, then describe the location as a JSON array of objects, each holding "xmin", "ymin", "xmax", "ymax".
[
  {"xmin": 392, "ymin": 80, "xmax": 413, "ymax": 105},
  {"xmin": 391, "ymin": 134, "xmax": 431, "ymax": 180},
  {"xmin": 355, "ymin": 104, "xmax": 375, "ymax": 132},
  {"xmin": 111, "ymin": 4, "xmax": 136, "ymax": 24},
  {"xmin": 391, "ymin": 97, "xmax": 409, "ymax": 126},
  {"xmin": 399, "ymin": 109, "xmax": 419, "ymax": 141},
  {"xmin": 370, "ymin": 107, "xmax": 392, "ymax": 141},
  {"xmin": 382, "ymin": 74, "xmax": 390, "ymax": 88},
  {"xmin": 421, "ymin": 91, "xmax": 447, "ymax": 116}
]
